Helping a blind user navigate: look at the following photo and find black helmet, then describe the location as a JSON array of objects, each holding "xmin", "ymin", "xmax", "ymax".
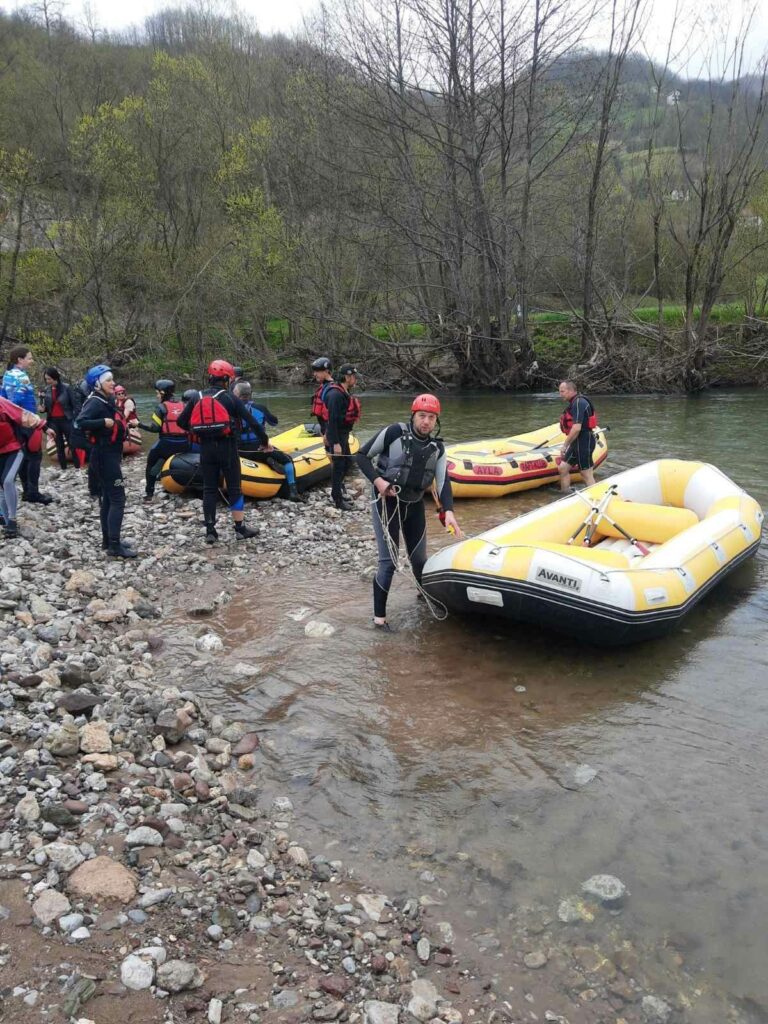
[
  {"xmin": 336, "ymin": 364, "xmax": 358, "ymax": 380},
  {"xmin": 154, "ymin": 378, "xmax": 175, "ymax": 396},
  {"xmin": 182, "ymin": 388, "xmax": 199, "ymax": 402},
  {"xmin": 233, "ymin": 366, "xmax": 244, "ymax": 379},
  {"xmin": 311, "ymin": 356, "xmax": 332, "ymax": 372}
]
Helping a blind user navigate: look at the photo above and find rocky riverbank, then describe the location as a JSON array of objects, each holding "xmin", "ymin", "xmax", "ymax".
[{"xmin": 0, "ymin": 458, "xmax": 732, "ymax": 1024}]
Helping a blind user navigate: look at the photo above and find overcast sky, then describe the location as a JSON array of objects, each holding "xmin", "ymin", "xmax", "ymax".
[{"xmin": 4, "ymin": 0, "xmax": 767, "ymax": 76}]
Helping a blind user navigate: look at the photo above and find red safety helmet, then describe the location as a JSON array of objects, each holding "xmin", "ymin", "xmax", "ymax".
[
  {"xmin": 113, "ymin": 384, "xmax": 127, "ymax": 396},
  {"xmin": 411, "ymin": 393, "xmax": 441, "ymax": 415},
  {"xmin": 207, "ymin": 359, "xmax": 236, "ymax": 382}
]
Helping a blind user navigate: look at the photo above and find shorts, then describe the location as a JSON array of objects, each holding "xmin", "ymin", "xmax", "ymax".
[{"xmin": 564, "ymin": 432, "xmax": 596, "ymax": 471}]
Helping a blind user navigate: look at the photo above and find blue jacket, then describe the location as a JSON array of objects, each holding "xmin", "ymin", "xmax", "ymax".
[
  {"xmin": 1, "ymin": 366, "xmax": 37, "ymax": 413},
  {"xmin": 240, "ymin": 402, "xmax": 278, "ymax": 445}
]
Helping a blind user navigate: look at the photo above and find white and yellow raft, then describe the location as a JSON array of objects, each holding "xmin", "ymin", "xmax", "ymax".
[
  {"xmin": 445, "ymin": 422, "xmax": 608, "ymax": 498},
  {"xmin": 422, "ymin": 460, "xmax": 763, "ymax": 645}
]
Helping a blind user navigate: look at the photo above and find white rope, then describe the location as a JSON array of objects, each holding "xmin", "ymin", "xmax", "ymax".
[{"xmin": 372, "ymin": 487, "xmax": 449, "ymax": 622}]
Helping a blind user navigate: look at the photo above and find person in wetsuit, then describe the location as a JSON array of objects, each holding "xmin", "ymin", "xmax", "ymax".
[
  {"xmin": 356, "ymin": 394, "xmax": 462, "ymax": 631},
  {"xmin": 325, "ymin": 364, "xmax": 361, "ymax": 510},
  {"xmin": 309, "ymin": 356, "xmax": 334, "ymax": 437},
  {"xmin": 75, "ymin": 364, "xmax": 136, "ymax": 558},
  {"xmin": 557, "ymin": 379, "xmax": 598, "ymax": 493},
  {"xmin": 233, "ymin": 381, "xmax": 302, "ymax": 502},
  {"xmin": 176, "ymin": 359, "xmax": 268, "ymax": 544},
  {"xmin": 138, "ymin": 378, "xmax": 191, "ymax": 501}
]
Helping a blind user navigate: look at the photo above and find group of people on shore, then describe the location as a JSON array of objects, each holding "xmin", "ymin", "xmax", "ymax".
[{"xmin": 1, "ymin": 343, "xmax": 598, "ymax": 628}]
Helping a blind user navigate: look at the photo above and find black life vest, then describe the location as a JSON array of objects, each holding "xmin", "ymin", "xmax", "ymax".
[
  {"xmin": 375, "ymin": 423, "xmax": 441, "ymax": 501},
  {"xmin": 560, "ymin": 395, "xmax": 598, "ymax": 435},
  {"xmin": 160, "ymin": 399, "xmax": 187, "ymax": 437}
]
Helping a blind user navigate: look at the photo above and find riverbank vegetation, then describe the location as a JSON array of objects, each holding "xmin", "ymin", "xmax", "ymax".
[{"xmin": 1, "ymin": 1, "xmax": 767, "ymax": 391}]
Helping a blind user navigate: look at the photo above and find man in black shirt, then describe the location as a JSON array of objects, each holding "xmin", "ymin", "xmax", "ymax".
[
  {"xmin": 557, "ymin": 379, "xmax": 597, "ymax": 492},
  {"xmin": 177, "ymin": 359, "xmax": 268, "ymax": 544},
  {"xmin": 325, "ymin": 364, "xmax": 361, "ymax": 510}
]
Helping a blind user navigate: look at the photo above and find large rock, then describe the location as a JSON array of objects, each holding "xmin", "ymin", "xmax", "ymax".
[
  {"xmin": 68, "ymin": 856, "xmax": 138, "ymax": 904},
  {"xmin": 581, "ymin": 874, "xmax": 626, "ymax": 906},
  {"xmin": 79, "ymin": 721, "xmax": 112, "ymax": 754},
  {"xmin": 33, "ymin": 889, "xmax": 71, "ymax": 926},
  {"xmin": 364, "ymin": 1002, "xmax": 400, "ymax": 1024},
  {"xmin": 304, "ymin": 620, "xmax": 336, "ymax": 638},
  {"xmin": 195, "ymin": 633, "xmax": 223, "ymax": 653},
  {"xmin": 56, "ymin": 691, "xmax": 99, "ymax": 715},
  {"xmin": 65, "ymin": 570, "xmax": 97, "ymax": 594},
  {"xmin": 156, "ymin": 960, "xmax": 204, "ymax": 992}
]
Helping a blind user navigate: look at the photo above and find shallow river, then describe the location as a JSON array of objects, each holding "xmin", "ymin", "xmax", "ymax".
[{"xmin": 136, "ymin": 387, "xmax": 768, "ymax": 1013}]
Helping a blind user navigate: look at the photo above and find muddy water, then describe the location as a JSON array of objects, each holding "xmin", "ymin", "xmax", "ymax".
[{"xmin": 149, "ymin": 388, "xmax": 767, "ymax": 1013}]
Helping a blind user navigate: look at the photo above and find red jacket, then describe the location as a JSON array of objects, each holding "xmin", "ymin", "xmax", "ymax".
[{"xmin": 0, "ymin": 396, "xmax": 28, "ymax": 455}]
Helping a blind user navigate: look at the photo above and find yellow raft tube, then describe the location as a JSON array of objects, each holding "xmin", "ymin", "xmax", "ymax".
[
  {"xmin": 445, "ymin": 422, "xmax": 608, "ymax": 498},
  {"xmin": 422, "ymin": 460, "xmax": 763, "ymax": 645},
  {"xmin": 160, "ymin": 424, "xmax": 360, "ymax": 500}
]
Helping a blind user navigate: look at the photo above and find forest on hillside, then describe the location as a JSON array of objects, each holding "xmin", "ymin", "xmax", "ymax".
[{"xmin": 1, "ymin": 0, "xmax": 767, "ymax": 391}]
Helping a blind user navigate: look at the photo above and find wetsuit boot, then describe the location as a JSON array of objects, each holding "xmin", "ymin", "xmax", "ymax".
[
  {"xmin": 234, "ymin": 522, "xmax": 259, "ymax": 540},
  {"xmin": 205, "ymin": 523, "xmax": 219, "ymax": 545},
  {"xmin": 334, "ymin": 496, "xmax": 354, "ymax": 511},
  {"xmin": 108, "ymin": 540, "xmax": 137, "ymax": 559},
  {"xmin": 3, "ymin": 519, "xmax": 19, "ymax": 539},
  {"xmin": 287, "ymin": 484, "xmax": 301, "ymax": 503}
]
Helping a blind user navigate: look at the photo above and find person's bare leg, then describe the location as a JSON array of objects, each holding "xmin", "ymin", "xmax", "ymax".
[{"xmin": 558, "ymin": 459, "xmax": 572, "ymax": 492}]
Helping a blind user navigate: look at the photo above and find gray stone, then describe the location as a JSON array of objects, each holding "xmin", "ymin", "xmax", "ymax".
[
  {"xmin": 59, "ymin": 912, "xmax": 85, "ymax": 933},
  {"xmin": 416, "ymin": 936, "xmax": 431, "ymax": 962},
  {"xmin": 121, "ymin": 954, "xmax": 155, "ymax": 991},
  {"xmin": 46, "ymin": 718, "xmax": 80, "ymax": 757},
  {"xmin": 356, "ymin": 894, "xmax": 387, "ymax": 922},
  {"xmin": 33, "ymin": 889, "xmax": 72, "ymax": 926},
  {"xmin": 125, "ymin": 826, "xmax": 164, "ymax": 848},
  {"xmin": 272, "ymin": 990, "xmax": 299, "ymax": 1009},
  {"xmin": 581, "ymin": 874, "xmax": 626, "ymax": 905},
  {"xmin": 195, "ymin": 633, "xmax": 224, "ymax": 653},
  {"xmin": 208, "ymin": 997, "xmax": 224, "ymax": 1024},
  {"xmin": 137, "ymin": 887, "xmax": 173, "ymax": 908},
  {"xmin": 641, "ymin": 995, "xmax": 673, "ymax": 1023},
  {"xmin": 156, "ymin": 959, "xmax": 204, "ymax": 992},
  {"xmin": 408, "ymin": 979, "xmax": 438, "ymax": 1022},
  {"xmin": 523, "ymin": 950, "xmax": 548, "ymax": 969},
  {"xmin": 44, "ymin": 841, "xmax": 85, "ymax": 873},
  {"xmin": 246, "ymin": 849, "xmax": 267, "ymax": 871},
  {"xmin": 70, "ymin": 926, "xmax": 91, "ymax": 941},
  {"xmin": 341, "ymin": 956, "xmax": 356, "ymax": 974},
  {"xmin": 365, "ymin": 1001, "xmax": 400, "ymax": 1024},
  {"xmin": 15, "ymin": 793, "xmax": 41, "ymax": 823}
]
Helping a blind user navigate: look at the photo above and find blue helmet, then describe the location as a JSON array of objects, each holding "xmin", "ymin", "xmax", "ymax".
[{"xmin": 86, "ymin": 364, "xmax": 112, "ymax": 390}]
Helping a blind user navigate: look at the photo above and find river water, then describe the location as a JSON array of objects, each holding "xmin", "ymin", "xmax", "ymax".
[{"xmin": 135, "ymin": 387, "xmax": 768, "ymax": 1016}]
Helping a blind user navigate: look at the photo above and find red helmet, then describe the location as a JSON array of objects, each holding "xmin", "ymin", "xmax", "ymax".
[
  {"xmin": 114, "ymin": 384, "xmax": 126, "ymax": 396},
  {"xmin": 207, "ymin": 359, "xmax": 236, "ymax": 382},
  {"xmin": 411, "ymin": 393, "xmax": 441, "ymax": 415}
]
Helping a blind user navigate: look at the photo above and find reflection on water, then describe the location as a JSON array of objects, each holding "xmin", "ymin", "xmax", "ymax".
[{"xmin": 158, "ymin": 389, "xmax": 767, "ymax": 1014}]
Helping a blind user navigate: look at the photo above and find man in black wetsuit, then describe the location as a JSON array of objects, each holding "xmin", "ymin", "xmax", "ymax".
[
  {"xmin": 75, "ymin": 364, "xmax": 136, "ymax": 558},
  {"xmin": 176, "ymin": 359, "xmax": 268, "ymax": 544},
  {"xmin": 557, "ymin": 379, "xmax": 598, "ymax": 493},
  {"xmin": 356, "ymin": 394, "xmax": 462, "ymax": 631},
  {"xmin": 138, "ymin": 378, "xmax": 190, "ymax": 501},
  {"xmin": 325, "ymin": 364, "xmax": 361, "ymax": 511}
]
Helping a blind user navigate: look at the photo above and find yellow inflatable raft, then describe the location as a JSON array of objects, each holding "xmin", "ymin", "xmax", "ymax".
[
  {"xmin": 445, "ymin": 422, "xmax": 608, "ymax": 497},
  {"xmin": 422, "ymin": 460, "xmax": 762, "ymax": 645},
  {"xmin": 160, "ymin": 424, "xmax": 359, "ymax": 500}
]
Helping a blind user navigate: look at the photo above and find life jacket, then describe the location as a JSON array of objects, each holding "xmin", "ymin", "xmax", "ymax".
[
  {"xmin": 374, "ymin": 423, "xmax": 440, "ymax": 501},
  {"xmin": 188, "ymin": 390, "xmax": 232, "ymax": 439},
  {"xmin": 322, "ymin": 383, "xmax": 361, "ymax": 428},
  {"xmin": 160, "ymin": 399, "xmax": 187, "ymax": 437},
  {"xmin": 311, "ymin": 381, "xmax": 330, "ymax": 420},
  {"xmin": 0, "ymin": 418, "xmax": 19, "ymax": 452},
  {"xmin": 26, "ymin": 424, "xmax": 44, "ymax": 453},
  {"xmin": 560, "ymin": 395, "xmax": 598, "ymax": 435},
  {"xmin": 76, "ymin": 393, "xmax": 127, "ymax": 448}
]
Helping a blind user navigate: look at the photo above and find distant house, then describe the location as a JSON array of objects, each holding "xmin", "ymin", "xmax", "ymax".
[
  {"xmin": 667, "ymin": 188, "xmax": 690, "ymax": 202},
  {"xmin": 667, "ymin": 90, "xmax": 681, "ymax": 106}
]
